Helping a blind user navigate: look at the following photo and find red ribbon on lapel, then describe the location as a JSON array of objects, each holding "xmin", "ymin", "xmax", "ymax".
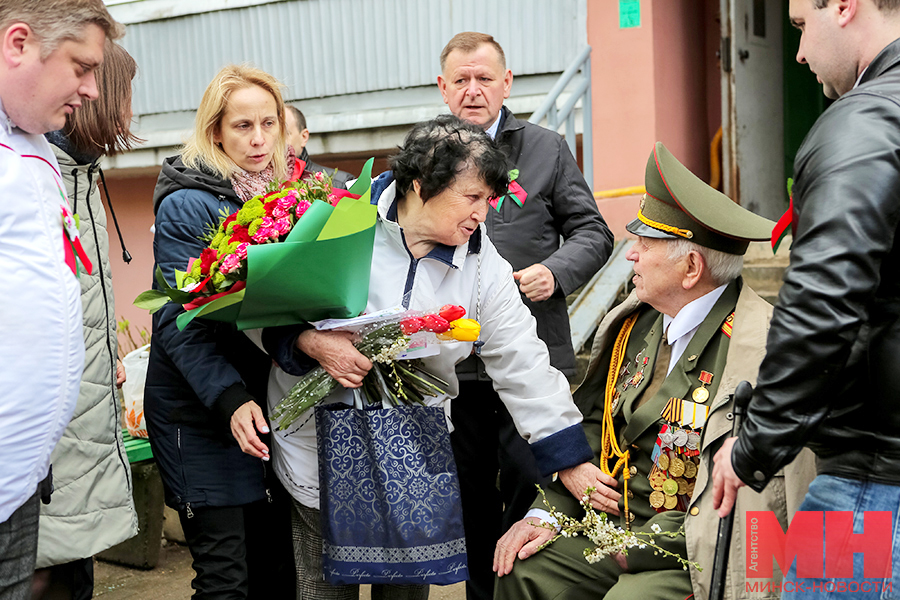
[{"xmin": 62, "ymin": 207, "xmax": 92, "ymax": 277}]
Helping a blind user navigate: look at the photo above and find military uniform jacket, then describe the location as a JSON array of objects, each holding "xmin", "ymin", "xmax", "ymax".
[{"xmin": 539, "ymin": 280, "xmax": 815, "ymax": 600}]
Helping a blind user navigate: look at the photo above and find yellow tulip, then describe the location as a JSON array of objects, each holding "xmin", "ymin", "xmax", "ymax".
[{"xmin": 449, "ymin": 318, "xmax": 481, "ymax": 342}]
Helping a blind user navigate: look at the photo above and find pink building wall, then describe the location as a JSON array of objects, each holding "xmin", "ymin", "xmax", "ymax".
[
  {"xmin": 109, "ymin": 1, "xmax": 723, "ymax": 336},
  {"xmin": 587, "ymin": 0, "xmax": 721, "ymax": 239},
  {"xmin": 105, "ymin": 172, "xmax": 158, "ymax": 336}
]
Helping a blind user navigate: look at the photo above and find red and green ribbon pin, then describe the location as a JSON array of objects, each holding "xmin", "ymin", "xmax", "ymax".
[
  {"xmin": 489, "ymin": 169, "xmax": 527, "ymax": 212},
  {"xmin": 61, "ymin": 205, "xmax": 93, "ymax": 277}
]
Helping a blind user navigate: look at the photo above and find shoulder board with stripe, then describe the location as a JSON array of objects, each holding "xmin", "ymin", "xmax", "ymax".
[{"xmin": 721, "ymin": 312, "xmax": 735, "ymax": 338}]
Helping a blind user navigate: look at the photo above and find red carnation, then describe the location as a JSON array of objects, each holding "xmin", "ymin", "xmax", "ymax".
[
  {"xmin": 229, "ymin": 225, "xmax": 252, "ymax": 245},
  {"xmin": 222, "ymin": 212, "xmax": 238, "ymax": 228},
  {"xmin": 198, "ymin": 247, "xmax": 218, "ymax": 276}
]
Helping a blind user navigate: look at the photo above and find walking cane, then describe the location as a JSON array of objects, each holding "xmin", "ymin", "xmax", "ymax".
[{"xmin": 709, "ymin": 380, "xmax": 753, "ymax": 600}]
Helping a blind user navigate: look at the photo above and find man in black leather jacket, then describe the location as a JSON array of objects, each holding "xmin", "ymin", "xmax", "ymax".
[{"xmin": 713, "ymin": 0, "xmax": 900, "ymax": 592}]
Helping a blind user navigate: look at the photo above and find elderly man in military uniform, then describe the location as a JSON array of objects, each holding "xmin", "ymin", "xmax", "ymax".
[{"xmin": 492, "ymin": 143, "xmax": 815, "ymax": 600}]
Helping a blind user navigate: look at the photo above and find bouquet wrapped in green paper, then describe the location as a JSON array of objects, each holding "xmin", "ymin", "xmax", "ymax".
[{"xmin": 135, "ymin": 159, "xmax": 377, "ymax": 331}]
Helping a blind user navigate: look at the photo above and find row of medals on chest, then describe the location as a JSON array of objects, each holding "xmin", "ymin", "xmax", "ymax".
[{"xmin": 614, "ymin": 345, "xmax": 714, "ymax": 513}]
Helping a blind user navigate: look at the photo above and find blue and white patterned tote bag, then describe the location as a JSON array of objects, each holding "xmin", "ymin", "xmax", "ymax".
[{"xmin": 315, "ymin": 403, "xmax": 468, "ymax": 585}]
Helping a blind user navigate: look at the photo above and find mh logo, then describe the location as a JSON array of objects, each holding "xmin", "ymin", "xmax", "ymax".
[{"xmin": 746, "ymin": 511, "xmax": 893, "ymax": 579}]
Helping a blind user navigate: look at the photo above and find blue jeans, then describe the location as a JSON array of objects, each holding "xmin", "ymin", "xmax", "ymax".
[{"xmin": 782, "ymin": 474, "xmax": 900, "ymax": 600}]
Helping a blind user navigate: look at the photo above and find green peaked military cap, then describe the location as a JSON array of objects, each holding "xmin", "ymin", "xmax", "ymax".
[{"xmin": 626, "ymin": 142, "xmax": 775, "ymax": 255}]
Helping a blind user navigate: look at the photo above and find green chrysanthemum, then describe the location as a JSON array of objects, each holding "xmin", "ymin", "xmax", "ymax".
[{"xmin": 237, "ymin": 199, "xmax": 265, "ymax": 225}]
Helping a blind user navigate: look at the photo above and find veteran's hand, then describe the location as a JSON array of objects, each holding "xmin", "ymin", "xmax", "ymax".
[
  {"xmin": 296, "ymin": 329, "xmax": 372, "ymax": 388},
  {"xmin": 231, "ymin": 400, "xmax": 270, "ymax": 460},
  {"xmin": 493, "ymin": 517, "xmax": 554, "ymax": 577},
  {"xmin": 513, "ymin": 263, "xmax": 555, "ymax": 302},
  {"xmin": 559, "ymin": 462, "xmax": 622, "ymax": 516},
  {"xmin": 712, "ymin": 436, "xmax": 746, "ymax": 518}
]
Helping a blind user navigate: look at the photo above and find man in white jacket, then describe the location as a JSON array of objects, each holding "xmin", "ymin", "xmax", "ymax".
[{"xmin": 0, "ymin": 2, "xmax": 121, "ymax": 597}]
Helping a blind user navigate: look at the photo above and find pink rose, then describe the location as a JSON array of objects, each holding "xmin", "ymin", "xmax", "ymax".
[{"xmin": 219, "ymin": 253, "xmax": 241, "ymax": 275}]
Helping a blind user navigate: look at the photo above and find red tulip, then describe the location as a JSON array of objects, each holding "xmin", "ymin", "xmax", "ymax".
[
  {"xmin": 422, "ymin": 314, "xmax": 450, "ymax": 333},
  {"xmin": 438, "ymin": 304, "xmax": 466, "ymax": 321},
  {"xmin": 400, "ymin": 317, "xmax": 424, "ymax": 335}
]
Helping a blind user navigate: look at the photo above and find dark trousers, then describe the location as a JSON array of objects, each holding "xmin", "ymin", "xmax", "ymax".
[
  {"xmin": 32, "ymin": 558, "xmax": 93, "ymax": 600},
  {"xmin": 0, "ymin": 490, "xmax": 39, "ymax": 600},
  {"xmin": 179, "ymin": 489, "xmax": 295, "ymax": 600},
  {"xmin": 450, "ymin": 381, "xmax": 550, "ymax": 600}
]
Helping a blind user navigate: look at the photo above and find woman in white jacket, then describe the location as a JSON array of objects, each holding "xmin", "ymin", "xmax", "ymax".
[{"xmin": 257, "ymin": 115, "xmax": 595, "ymax": 599}]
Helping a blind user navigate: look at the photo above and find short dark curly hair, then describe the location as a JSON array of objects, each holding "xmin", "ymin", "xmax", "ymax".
[{"xmin": 390, "ymin": 114, "xmax": 509, "ymax": 203}]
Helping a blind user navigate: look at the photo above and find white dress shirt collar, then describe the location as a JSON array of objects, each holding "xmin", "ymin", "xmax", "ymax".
[
  {"xmin": 661, "ymin": 284, "xmax": 728, "ymax": 375},
  {"xmin": 484, "ymin": 114, "xmax": 502, "ymax": 140}
]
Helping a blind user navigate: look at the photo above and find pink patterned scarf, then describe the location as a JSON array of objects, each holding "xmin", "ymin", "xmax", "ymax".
[{"xmin": 230, "ymin": 146, "xmax": 296, "ymax": 204}]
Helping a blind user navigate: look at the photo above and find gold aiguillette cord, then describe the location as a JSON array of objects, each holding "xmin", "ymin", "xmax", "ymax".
[{"xmin": 602, "ymin": 313, "xmax": 639, "ymax": 529}]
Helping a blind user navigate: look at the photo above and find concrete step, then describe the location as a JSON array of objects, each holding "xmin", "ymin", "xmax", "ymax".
[{"xmin": 742, "ymin": 239, "xmax": 791, "ymax": 304}]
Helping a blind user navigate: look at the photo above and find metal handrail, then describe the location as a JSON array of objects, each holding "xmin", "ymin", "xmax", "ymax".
[{"xmin": 529, "ymin": 45, "xmax": 593, "ymax": 190}]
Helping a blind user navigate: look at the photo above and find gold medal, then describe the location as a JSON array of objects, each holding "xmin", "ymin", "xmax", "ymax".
[
  {"xmin": 664, "ymin": 494, "xmax": 678, "ymax": 509},
  {"xmin": 676, "ymin": 477, "xmax": 689, "ymax": 495},
  {"xmin": 683, "ymin": 460, "xmax": 697, "ymax": 479},
  {"xmin": 669, "ymin": 457, "xmax": 685, "ymax": 478},
  {"xmin": 687, "ymin": 480, "xmax": 696, "ymax": 497},
  {"xmin": 692, "ymin": 371, "xmax": 714, "ymax": 403},
  {"xmin": 649, "ymin": 490, "xmax": 665, "ymax": 509},
  {"xmin": 650, "ymin": 473, "xmax": 665, "ymax": 491},
  {"xmin": 662, "ymin": 478, "xmax": 678, "ymax": 496},
  {"xmin": 658, "ymin": 453, "xmax": 670, "ymax": 471}
]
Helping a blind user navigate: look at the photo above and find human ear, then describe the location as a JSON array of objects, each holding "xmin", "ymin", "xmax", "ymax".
[
  {"xmin": 835, "ymin": 0, "xmax": 856, "ymax": 27},
  {"xmin": 3, "ymin": 23, "xmax": 32, "ymax": 67},
  {"xmin": 437, "ymin": 75, "xmax": 450, "ymax": 104},
  {"xmin": 681, "ymin": 251, "xmax": 705, "ymax": 290},
  {"xmin": 502, "ymin": 69, "xmax": 513, "ymax": 99}
]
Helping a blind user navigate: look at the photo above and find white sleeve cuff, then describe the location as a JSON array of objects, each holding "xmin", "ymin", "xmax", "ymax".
[{"xmin": 525, "ymin": 508, "xmax": 560, "ymax": 532}]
